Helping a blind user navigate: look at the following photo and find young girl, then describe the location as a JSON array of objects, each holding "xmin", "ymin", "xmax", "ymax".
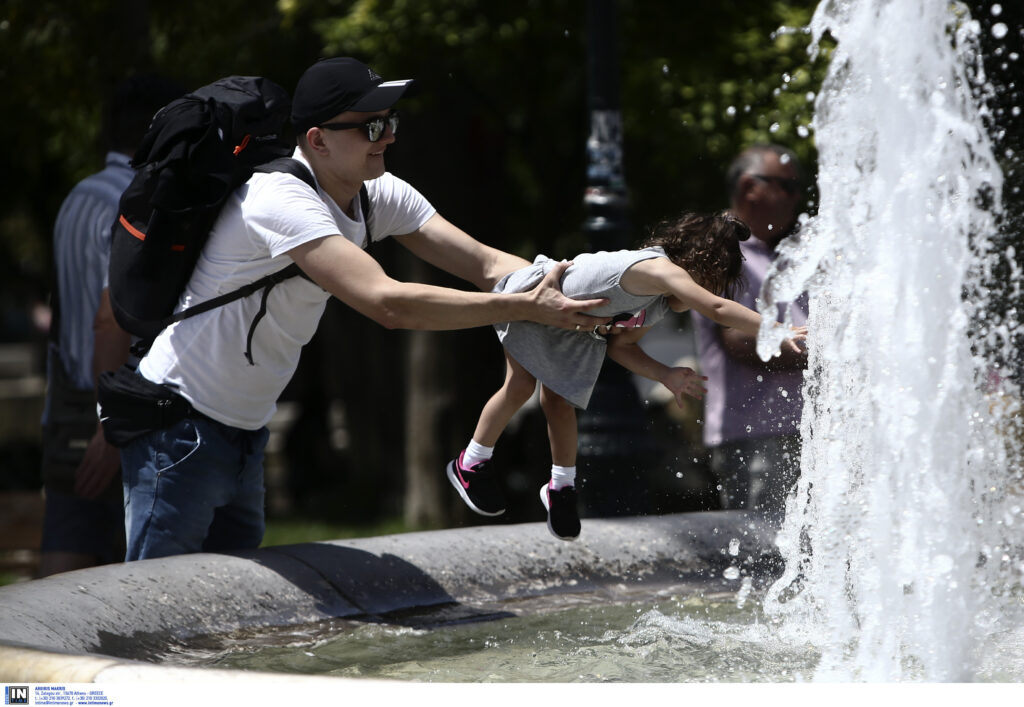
[{"xmin": 446, "ymin": 211, "xmax": 806, "ymax": 540}]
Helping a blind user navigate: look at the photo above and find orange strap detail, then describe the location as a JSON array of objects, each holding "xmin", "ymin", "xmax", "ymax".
[
  {"xmin": 119, "ymin": 214, "xmax": 146, "ymax": 241},
  {"xmin": 119, "ymin": 215, "xmax": 185, "ymax": 251},
  {"xmin": 233, "ymin": 134, "xmax": 251, "ymax": 155}
]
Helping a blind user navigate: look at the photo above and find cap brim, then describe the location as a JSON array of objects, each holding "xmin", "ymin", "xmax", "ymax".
[{"xmin": 348, "ymin": 79, "xmax": 414, "ymax": 112}]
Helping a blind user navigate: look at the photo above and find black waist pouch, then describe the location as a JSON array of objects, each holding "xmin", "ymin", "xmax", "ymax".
[{"xmin": 97, "ymin": 365, "xmax": 195, "ymax": 447}]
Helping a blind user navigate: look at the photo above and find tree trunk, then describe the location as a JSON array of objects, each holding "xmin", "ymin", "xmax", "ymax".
[{"xmin": 403, "ymin": 328, "xmax": 448, "ymax": 528}]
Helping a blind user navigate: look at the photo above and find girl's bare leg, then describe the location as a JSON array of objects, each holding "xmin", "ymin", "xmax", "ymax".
[
  {"xmin": 539, "ymin": 385, "xmax": 577, "ymax": 467},
  {"xmin": 538, "ymin": 385, "xmax": 582, "ymax": 541}
]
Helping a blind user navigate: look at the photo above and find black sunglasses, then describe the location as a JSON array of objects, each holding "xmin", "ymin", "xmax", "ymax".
[
  {"xmin": 752, "ymin": 174, "xmax": 800, "ymax": 195},
  {"xmin": 319, "ymin": 110, "xmax": 400, "ymax": 142}
]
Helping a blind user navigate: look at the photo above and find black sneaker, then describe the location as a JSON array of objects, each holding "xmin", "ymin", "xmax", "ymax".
[
  {"xmin": 446, "ymin": 450, "xmax": 506, "ymax": 516},
  {"xmin": 539, "ymin": 483, "xmax": 580, "ymax": 541}
]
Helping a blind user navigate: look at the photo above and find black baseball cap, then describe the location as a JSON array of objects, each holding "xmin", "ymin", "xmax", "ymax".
[{"xmin": 291, "ymin": 57, "xmax": 414, "ymax": 134}]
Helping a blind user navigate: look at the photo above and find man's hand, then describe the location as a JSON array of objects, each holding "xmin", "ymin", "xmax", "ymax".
[
  {"xmin": 74, "ymin": 424, "xmax": 120, "ymax": 499},
  {"xmin": 528, "ymin": 260, "xmax": 611, "ymax": 331},
  {"xmin": 661, "ymin": 366, "xmax": 709, "ymax": 407}
]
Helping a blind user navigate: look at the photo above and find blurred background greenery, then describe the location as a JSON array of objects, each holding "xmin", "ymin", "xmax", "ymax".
[
  {"xmin": 1, "ymin": 1, "xmax": 832, "ymax": 280},
  {"xmin": 0, "ymin": 1, "xmax": 1019, "ymax": 555}
]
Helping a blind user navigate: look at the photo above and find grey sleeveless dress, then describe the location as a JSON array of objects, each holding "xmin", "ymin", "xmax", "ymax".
[{"xmin": 492, "ymin": 246, "xmax": 671, "ymax": 409}]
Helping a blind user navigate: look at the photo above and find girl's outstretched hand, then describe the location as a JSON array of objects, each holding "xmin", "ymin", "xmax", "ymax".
[
  {"xmin": 662, "ymin": 366, "xmax": 708, "ymax": 406},
  {"xmin": 784, "ymin": 325, "xmax": 808, "ymax": 355}
]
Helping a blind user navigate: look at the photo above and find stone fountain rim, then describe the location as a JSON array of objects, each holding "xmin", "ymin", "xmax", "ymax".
[{"xmin": 0, "ymin": 510, "xmax": 778, "ymax": 684}]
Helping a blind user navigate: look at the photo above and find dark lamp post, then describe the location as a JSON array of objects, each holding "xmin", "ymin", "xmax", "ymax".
[{"xmin": 576, "ymin": 0, "xmax": 658, "ymax": 517}]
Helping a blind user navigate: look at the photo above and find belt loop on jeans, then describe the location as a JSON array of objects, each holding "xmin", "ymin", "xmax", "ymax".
[{"xmin": 161, "ymin": 391, "xmax": 212, "ymax": 425}]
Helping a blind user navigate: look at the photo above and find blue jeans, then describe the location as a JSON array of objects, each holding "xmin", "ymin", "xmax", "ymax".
[{"xmin": 121, "ymin": 416, "xmax": 269, "ymax": 561}]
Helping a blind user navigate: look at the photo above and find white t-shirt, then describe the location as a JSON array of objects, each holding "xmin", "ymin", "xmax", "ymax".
[{"xmin": 139, "ymin": 151, "xmax": 435, "ymax": 429}]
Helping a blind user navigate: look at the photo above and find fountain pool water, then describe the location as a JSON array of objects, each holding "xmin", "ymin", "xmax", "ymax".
[
  {"xmin": 758, "ymin": 0, "xmax": 1024, "ymax": 682},
  {"xmin": 149, "ymin": 586, "xmax": 1024, "ymax": 682},
  {"xmin": 171, "ymin": 594, "xmax": 823, "ymax": 682}
]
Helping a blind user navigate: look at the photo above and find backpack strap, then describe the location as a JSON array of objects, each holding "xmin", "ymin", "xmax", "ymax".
[
  {"xmin": 256, "ymin": 157, "xmax": 372, "ymax": 249},
  {"xmin": 138, "ymin": 159, "xmax": 375, "ymax": 366},
  {"xmin": 359, "ymin": 184, "xmax": 372, "ymax": 252},
  {"xmin": 240, "ymin": 159, "xmax": 372, "ymax": 364},
  {"xmin": 163, "ymin": 263, "xmax": 303, "ymax": 325},
  {"xmin": 232, "ymin": 159, "xmax": 372, "ymax": 365},
  {"xmin": 158, "ymin": 157, "xmax": 319, "ymax": 327},
  {"xmin": 255, "ymin": 156, "xmax": 317, "ymax": 190},
  {"xmin": 242, "ymin": 264, "xmax": 304, "ymax": 365}
]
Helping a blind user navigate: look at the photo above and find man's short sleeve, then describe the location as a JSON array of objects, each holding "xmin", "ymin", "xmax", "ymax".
[{"xmin": 365, "ymin": 173, "xmax": 436, "ymax": 240}]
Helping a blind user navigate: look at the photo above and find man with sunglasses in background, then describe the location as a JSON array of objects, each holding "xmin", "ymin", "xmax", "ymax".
[
  {"xmin": 119, "ymin": 57, "xmax": 610, "ymax": 560},
  {"xmin": 690, "ymin": 144, "xmax": 809, "ymax": 528}
]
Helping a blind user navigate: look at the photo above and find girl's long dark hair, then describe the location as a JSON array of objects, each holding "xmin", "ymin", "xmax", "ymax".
[{"xmin": 639, "ymin": 210, "xmax": 749, "ymax": 299}]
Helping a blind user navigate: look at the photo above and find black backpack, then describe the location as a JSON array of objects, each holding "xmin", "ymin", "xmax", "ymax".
[{"xmin": 107, "ymin": 75, "xmax": 369, "ymax": 363}]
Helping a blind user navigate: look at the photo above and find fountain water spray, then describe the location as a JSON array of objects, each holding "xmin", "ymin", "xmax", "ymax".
[{"xmin": 760, "ymin": 0, "xmax": 1023, "ymax": 681}]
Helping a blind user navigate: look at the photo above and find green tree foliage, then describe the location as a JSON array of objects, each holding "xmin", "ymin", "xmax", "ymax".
[
  {"xmin": 2, "ymin": 0, "xmax": 827, "ymax": 296},
  {"xmin": 0, "ymin": 0, "xmax": 313, "ymax": 293},
  {"xmin": 619, "ymin": 2, "xmax": 827, "ymax": 222},
  {"xmin": 0, "ymin": 0, "xmax": 152, "ymax": 289},
  {"xmin": 276, "ymin": 0, "xmax": 826, "ymax": 258}
]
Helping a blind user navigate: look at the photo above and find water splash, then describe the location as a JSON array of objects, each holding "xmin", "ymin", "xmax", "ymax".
[{"xmin": 758, "ymin": 0, "xmax": 1023, "ymax": 681}]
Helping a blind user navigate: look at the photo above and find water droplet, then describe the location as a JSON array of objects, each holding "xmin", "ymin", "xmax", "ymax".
[
  {"xmin": 769, "ymin": 122, "xmax": 781, "ymax": 133},
  {"xmin": 992, "ymin": 22, "xmax": 1008, "ymax": 39},
  {"xmin": 991, "ymin": 4, "xmax": 1002, "ymax": 16},
  {"xmin": 726, "ymin": 105, "xmax": 737, "ymax": 117},
  {"xmin": 728, "ymin": 539, "xmax": 741, "ymax": 556},
  {"xmin": 736, "ymin": 576, "xmax": 753, "ymax": 609},
  {"xmin": 723, "ymin": 566, "xmax": 740, "ymax": 580},
  {"xmin": 797, "ymin": 125, "xmax": 810, "ymax": 138}
]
